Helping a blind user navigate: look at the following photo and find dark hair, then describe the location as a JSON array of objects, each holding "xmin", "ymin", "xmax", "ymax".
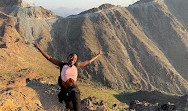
[{"xmin": 68, "ymin": 53, "xmax": 77, "ymax": 57}]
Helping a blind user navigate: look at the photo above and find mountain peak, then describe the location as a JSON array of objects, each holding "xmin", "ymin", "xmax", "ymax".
[
  {"xmin": 79, "ymin": 3, "xmax": 115, "ymax": 15},
  {"xmin": 98, "ymin": 4, "xmax": 115, "ymax": 10}
]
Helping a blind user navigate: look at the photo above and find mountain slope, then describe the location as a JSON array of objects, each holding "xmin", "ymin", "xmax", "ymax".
[{"xmin": 128, "ymin": 0, "xmax": 188, "ymax": 81}]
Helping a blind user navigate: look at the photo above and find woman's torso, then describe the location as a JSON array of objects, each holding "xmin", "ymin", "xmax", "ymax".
[{"xmin": 61, "ymin": 64, "xmax": 78, "ymax": 82}]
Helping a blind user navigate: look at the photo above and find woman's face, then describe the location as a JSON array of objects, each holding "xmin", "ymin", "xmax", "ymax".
[{"xmin": 68, "ymin": 54, "xmax": 77, "ymax": 66}]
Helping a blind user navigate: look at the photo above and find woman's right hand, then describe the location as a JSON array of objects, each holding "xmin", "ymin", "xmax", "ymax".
[{"xmin": 98, "ymin": 49, "xmax": 103, "ymax": 56}]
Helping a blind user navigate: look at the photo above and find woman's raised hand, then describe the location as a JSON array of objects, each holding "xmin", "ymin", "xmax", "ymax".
[{"xmin": 98, "ymin": 49, "xmax": 103, "ymax": 56}]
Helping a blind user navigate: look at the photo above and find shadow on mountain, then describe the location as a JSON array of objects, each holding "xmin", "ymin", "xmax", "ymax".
[
  {"xmin": 114, "ymin": 90, "xmax": 181, "ymax": 105},
  {"xmin": 26, "ymin": 79, "xmax": 68, "ymax": 111}
]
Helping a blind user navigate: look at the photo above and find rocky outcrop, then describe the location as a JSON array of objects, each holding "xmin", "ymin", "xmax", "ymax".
[
  {"xmin": 129, "ymin": 100, "xmax": 176, "ymax": 111},
  {"xmin": 81, "ymin": 96, "xmax": 107, "ymax": 111},
  {"xmin": 116, "ymin": 90, "xmax": 187, "ymax": 111}
]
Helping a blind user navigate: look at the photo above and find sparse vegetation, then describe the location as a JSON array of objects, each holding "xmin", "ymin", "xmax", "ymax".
[{"xmin": 78, "ymin": 81, "xmax": 129, "ymax": 110}]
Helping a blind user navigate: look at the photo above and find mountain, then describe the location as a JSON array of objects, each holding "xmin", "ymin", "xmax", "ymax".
[
  {"xmin": 51, "ymin": 7, "xmax": 86, "ymax": 17},
  {"xmin": 0, "ymin": 0, "xmax": 188, "ymax": 95},
  {"xmin": 49, "ymin": 2, "xmax": 188, "ymax": 94}
]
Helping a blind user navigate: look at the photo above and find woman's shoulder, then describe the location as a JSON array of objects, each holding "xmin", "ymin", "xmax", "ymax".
[{"xmin": 60, "ymin": 62, "xmax": 67, "ymax": 67}]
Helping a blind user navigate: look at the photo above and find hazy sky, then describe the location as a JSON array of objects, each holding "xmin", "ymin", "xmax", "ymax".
[{"xmin": 24, "ymin": 0, "xmax": 139, "ymax": 9}]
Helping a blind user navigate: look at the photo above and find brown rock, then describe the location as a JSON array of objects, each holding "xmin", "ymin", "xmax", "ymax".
[
  {"xmin": 0, "ymin": 87, "xmax": 45, "ymax": 111},
  {"xmin": 0, "ymin": 100, "xmax": 15, "ymax": 111}
]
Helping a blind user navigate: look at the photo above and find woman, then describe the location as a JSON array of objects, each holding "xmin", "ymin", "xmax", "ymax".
[{"xmin": 33, "ymin": 42, "xmax": 102, "ymax": 111}]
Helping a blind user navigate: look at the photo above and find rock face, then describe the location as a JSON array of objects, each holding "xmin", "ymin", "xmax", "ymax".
[{"xmin": 0, "ymin": 0, "xmax": 188, "ymax": 95}]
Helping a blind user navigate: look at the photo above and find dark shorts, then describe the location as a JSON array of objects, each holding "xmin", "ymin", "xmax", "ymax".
[{"xmin": 58, "ymin": 85, "xmax": 81, "ymax": 111}]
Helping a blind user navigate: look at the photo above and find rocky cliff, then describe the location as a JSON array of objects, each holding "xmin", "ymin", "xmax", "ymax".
[{"xmin": 0, "ymin": 0, "xmax": 187, "ymax": 95}]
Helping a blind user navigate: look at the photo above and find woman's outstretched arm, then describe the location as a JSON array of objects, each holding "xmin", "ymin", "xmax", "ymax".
[
  {"xmin": 77, "ymin": 49, "xmax": 103, "ymax": 67},
  {"xmin": 33, "ymin": 42, "xmax": 61, "ymax": 67}
]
